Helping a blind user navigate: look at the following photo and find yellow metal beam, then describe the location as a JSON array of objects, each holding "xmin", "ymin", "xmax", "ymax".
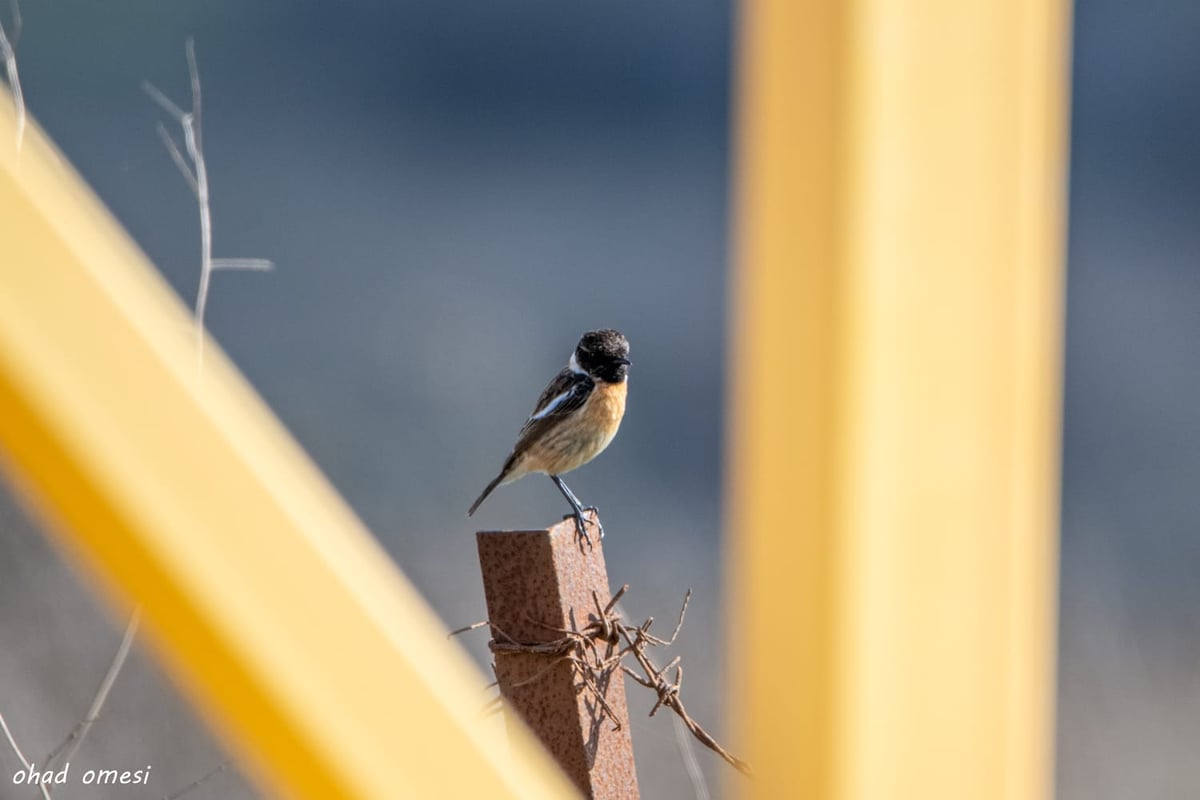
[
  {"xmin": 0, "ymin": 97, "xmax": 576, "ymax": 798},
  {"xmin": 727, "ymin": 0, "xmax": 1070, "ymax": 798}
]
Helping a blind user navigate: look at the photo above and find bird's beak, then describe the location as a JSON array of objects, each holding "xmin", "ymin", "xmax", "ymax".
[{"xmin": 616, "ymin": 357, "xmax": 632, "ymax": 366}]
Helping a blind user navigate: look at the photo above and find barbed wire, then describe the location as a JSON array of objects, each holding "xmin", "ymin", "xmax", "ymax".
[{"xmin": 453, "ymin": 583, "xmax": 752, "ymax": 777}]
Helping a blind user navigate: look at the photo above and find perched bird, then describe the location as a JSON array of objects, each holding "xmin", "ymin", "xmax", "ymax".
[{"xmin": 468, "ymin": 329, "xmax": 631, "ymax": 543}]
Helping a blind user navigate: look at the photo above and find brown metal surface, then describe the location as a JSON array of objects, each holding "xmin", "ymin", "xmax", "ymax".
[{"xmin": 477, "ymin": 514, "xmax": 640, "ymax": 799}]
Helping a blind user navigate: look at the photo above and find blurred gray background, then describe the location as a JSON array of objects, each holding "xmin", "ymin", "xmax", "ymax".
[
  {"xmin": 1058, "ymin": 0, "xmax": 1200, "ymax": 797},
  {"xmin": 0, "ymin": 1, "xmax": 1195, "ymax": 798}
]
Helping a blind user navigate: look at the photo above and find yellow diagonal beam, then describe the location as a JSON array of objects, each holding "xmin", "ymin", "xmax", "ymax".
[
  {"xmin": 727, "ymin": 0, "xmax": 1070, "ymax": 798},
  {"xmin": 0, "ymin": 96, "xmax": 575, "ymax": 799}
]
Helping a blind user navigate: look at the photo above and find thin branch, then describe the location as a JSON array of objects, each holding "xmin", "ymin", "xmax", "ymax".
[
  {"xmin": 141, "ymin": 80, "xmax": 186, "ymax": 122},
  {"xmin": 0, "ymin": 0, "xmax": 25, "ymax": 151},
  {"xmin": 0, "ymin": 710, "xmax": 53, "ymax": 800},
  {"xmin": 162, "ymin": 762, "xmax": 226, "ymax": 800},
  {"xmin": 44, "ymin": 608, "xmax": 142, "ymax": 770},
  {"xmin": 185, "ymin": 38, "xmax": 201, "ymax": 153},
  {"xmin": 145, "ymin": 65, "xmax": 208, "ymax": 372},
  {"xmin": 180, "ymin": 41, "xmax": 212, "ymax": 374},
  {"xmin": 155, "ymin": 122, "xmax": 197, "ymax": 195},
  {"xmin": 148, "ymin": 38, "xmax": 271, "ymax": 377},
  {"xmin": 210, "ymin": 258, "xmax": 274, "ymax": 271}
]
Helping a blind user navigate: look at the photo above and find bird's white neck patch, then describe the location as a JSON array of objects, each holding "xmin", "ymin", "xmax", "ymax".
[{"xmin": 568, "ymin": 352, "xmax": 586, "ymax": 375}]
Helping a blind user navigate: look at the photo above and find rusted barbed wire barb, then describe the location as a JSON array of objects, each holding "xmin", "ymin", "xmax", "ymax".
[
  {"xmin": 568, "ymin": 660, "xmax": 622, "ymax": 729},
  {"xmin": 618, "ymin": 617, "xmax": 752, "ymax": 775},
  {"xmin": 481, "ymin": 695, "xmax": 505, "ymax": 718},
  {"xmin": 668, "ymin": 588, "xmax": 690, "ymax": 643},
  {"xmin": 494, "ymin": 617, "xmax": 625, "ymax": 732},
  {"xmin": 508, "ymin": 656, "xmax": 569, "ymax": 690},
  {"xmin": 453, "ymin": 615, "xmax": 625, "ymax": 731},
  {"xmin": 455, "ymin": 584, "xmax": 752, "ymax": 777},
  {"xmin": 447, "ymin": 619, "xmax": 490, "ymax": 638}
]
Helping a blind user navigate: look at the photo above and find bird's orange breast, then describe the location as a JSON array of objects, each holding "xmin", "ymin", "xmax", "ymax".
[{"xmin": 520, "ymin": 379, "xmax": 627, "ymax": 476}]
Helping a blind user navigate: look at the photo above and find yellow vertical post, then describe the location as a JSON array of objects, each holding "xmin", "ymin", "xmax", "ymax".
[{"xmin": 726, "ymin": 0, "xmax": 1070, "ymax": 798}]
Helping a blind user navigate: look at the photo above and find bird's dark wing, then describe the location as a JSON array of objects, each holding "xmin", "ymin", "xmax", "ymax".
[
  {"xmin": 512, "ymin": 367, "xmax": 594, "ymax": 448},
  {"xmin": 468, "ymin": 368, "xmax": 595, "ymax": 515}
]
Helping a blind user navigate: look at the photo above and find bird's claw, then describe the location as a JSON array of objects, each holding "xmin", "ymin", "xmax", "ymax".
[
  {"xmin": 564, "ymin": 509, "xmax": 598, "ymax": 548},
  {"xmin": 582, "ymin": 506, "xmax": 605, "ymax": 539}
]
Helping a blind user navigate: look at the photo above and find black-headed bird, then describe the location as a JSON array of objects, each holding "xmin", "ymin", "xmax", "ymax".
[{"xmin": 468, "ymin": 329, "xmax": 630, "ymax": 543}]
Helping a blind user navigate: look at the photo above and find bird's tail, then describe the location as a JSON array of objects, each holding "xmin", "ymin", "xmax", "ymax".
[{"xmin": 468, "ymin": 469, "xmax": 507, "ymax": 517}]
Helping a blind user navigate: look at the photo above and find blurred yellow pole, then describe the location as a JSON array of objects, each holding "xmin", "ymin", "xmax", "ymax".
[
  {"xmin": 727, "ymin": 0, "xmax": 1070, "ymax": 798},
  {"xmin": 0, "ymin": 97, "xmax": 577, "ymax": 798}
]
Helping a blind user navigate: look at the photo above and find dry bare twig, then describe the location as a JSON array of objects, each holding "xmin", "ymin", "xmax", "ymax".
[
  {"xmin": 143, "ymin": 37, "xmax": 274, "ymax": 376},
  {"xmin": 43, "ymin": 608, "xmax": 142, "ymax": 771},
  {"xmin": 161, "ymin": 761, "xmax": 227, "ymax": 800},
  {"xmin": 38, "ymin": 40, "xmax": 272, "ymax": 795},
  {"xmin": 0, "ymin": 709, "xmax": 54, "ymax": 800},
  {"xmin": 0, "ymin": 4, "xmax": 133, "ymax": 789},
  {"xmin": 0, "ymin": 0, "xmax": 25, "ymax": 150}
]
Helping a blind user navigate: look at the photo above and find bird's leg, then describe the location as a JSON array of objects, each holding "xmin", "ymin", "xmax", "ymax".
[
  {"xmin": 564, "ymin": 491, "xmax": 605, "ymax": 540},
  {"xmin": 554, "ymin": 476, "xmax": 605, "ymax": 540},
  {"xmin": 550, "ymin": 475, "xmax": 601, "ymax": 545}
]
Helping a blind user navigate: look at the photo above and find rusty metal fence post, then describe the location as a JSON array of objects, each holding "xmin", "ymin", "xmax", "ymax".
[{"xmin": 477, "ymin": 513, "xmax": 640, "ymax": 799}]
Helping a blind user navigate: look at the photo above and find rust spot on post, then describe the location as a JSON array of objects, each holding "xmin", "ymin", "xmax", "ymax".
[{"xmin": 477, "ymin": 513, "xmax": 640, "ymax": 799}]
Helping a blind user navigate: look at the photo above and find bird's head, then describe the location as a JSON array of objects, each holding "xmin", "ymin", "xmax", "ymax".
[{"xmin": 574, "ymin": 329, "xmax": 631, "ymax": 383}]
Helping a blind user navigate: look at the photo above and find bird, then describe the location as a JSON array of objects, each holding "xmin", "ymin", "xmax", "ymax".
[{"xmin": 468, "ymin": 329, "xmax": 631, "ymax": 544}]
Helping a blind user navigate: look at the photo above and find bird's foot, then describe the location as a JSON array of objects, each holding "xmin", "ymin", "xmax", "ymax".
[
  {"xmin": 564, "ymin": 509, "xmax": 595, "ymax": 549},
  {"xmin": 582, "ymin": 506, "xmax": 605, "ymax": 539}
]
